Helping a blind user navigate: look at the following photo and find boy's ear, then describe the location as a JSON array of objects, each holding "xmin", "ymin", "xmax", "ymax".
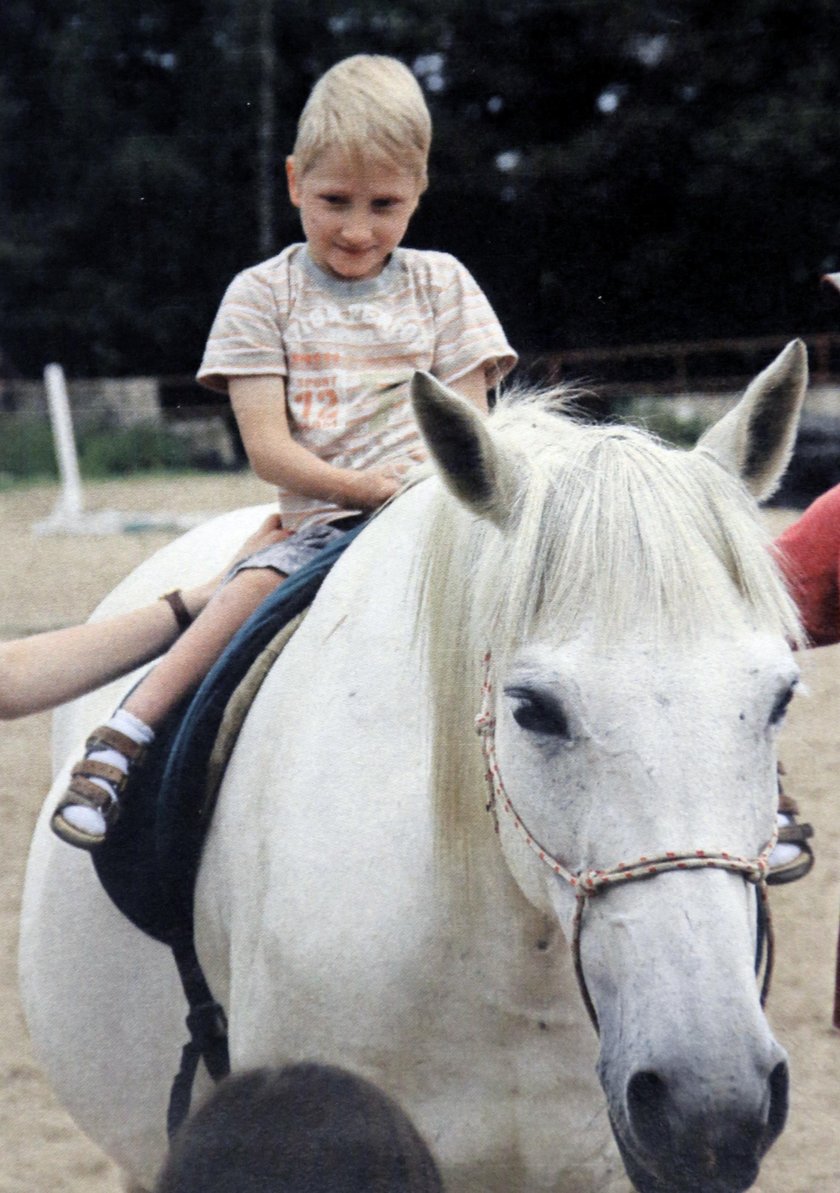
[{"xmin": 286, "ymin": 157, "xmax": 301, "ymax": 207}]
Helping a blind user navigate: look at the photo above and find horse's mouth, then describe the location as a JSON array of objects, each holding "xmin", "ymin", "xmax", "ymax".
[{"xmin": 609, "ymin": 1110, "xmax": 765, "ymax": 1193}]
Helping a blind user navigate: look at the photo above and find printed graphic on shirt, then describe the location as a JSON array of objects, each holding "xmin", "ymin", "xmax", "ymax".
[
  {"xmin": 197, "ymin": 245, "xmax": 517, "ymax": 528},
  {"xmin": 284, "ymin": 287, "xmax": 433, "ymax": 447}
]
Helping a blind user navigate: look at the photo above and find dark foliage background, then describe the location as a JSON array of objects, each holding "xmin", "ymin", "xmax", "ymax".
[{"xmin": 2, "ymin": 0, "xmax": 839, "ymax": 377}]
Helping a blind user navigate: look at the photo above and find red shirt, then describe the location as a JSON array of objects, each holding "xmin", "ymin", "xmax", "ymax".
[{"xmin": 774, "ymin": 484, "xmax": 840, "ymax": 648}]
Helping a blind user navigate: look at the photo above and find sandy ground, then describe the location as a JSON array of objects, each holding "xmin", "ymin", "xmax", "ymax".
[{"xmin": 0, "ymin": 476, "xmax": 838, "ymax": 1192}]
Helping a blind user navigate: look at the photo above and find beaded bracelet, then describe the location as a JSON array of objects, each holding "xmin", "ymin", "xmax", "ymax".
[{"xmin": 159, "ymin": 589, "xmax": 193, "ymax": 633}]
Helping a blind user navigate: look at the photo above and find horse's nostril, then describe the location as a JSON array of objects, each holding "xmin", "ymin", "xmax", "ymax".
[
  {"xmin": 767, "ymin": 1059, "xmax": 789, "ymax": 1143},
  {"xmin": 626, "ymin": 1069, "xmax": 671, "ymax": 1152}
]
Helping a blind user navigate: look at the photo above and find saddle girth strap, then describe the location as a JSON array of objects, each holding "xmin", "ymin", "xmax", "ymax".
[
  {"xmin": 166, "ymin": 928, "xmax": 230, "ymax": 1138},
  {"xmin": 164, "ymin": 613, "xmax": 313, "ymax": 1137}
]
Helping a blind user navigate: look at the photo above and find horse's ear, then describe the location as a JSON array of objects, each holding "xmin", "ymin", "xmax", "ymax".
[
  {"xmin": 696, "ymin": 339, "xmax": 808, "ymax": 501},
  {"xmin": 410, "ymin": 372, "xmax": 516, "ymax": 526}
]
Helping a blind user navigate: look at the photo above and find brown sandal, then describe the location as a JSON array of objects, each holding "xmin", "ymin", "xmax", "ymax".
[
  {"xmin": 50, "ymin": 725, "xmax": 146, "ymax": 851},
  {"xmin": 767, "ymin": 774, "xmax": 815, "ymax": 886}
]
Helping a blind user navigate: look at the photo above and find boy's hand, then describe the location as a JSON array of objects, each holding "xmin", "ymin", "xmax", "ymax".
[
  {"xmin": 350, "ymin": 467, "xmax": 402, "ymax": 509},
  {"xmin": 351, "ymin": 456, "xmax": 423, "ymax": 509}
]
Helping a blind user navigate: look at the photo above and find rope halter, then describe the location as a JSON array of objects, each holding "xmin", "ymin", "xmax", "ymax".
[{"xmin": 474, "ymin": 650, "xmax": 776, "ymax": 1033}]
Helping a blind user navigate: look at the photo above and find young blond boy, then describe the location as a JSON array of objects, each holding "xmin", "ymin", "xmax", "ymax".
[{"xmin": 51, "ymin": 54, "xmax": 516, "ymax": 848}]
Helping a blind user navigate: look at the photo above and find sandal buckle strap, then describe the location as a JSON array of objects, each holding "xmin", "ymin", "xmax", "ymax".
[{"xmin": 85, "ymin": 725, "xmax": 146, "ymax": 762}]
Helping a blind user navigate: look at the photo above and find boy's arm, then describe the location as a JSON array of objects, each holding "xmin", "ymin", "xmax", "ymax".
[
  {"xmin": 229, "ymin": 376, "xmax": 401, "ymax": 510},
  {"xmin": 448, "ymin": 365, "xmax": 490, "ymax": 414}
]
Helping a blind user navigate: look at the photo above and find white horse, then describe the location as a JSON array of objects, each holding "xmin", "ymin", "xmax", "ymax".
[{"xmin": 20, "ymin": 342, "xmax": 808, "ymax": 1193}]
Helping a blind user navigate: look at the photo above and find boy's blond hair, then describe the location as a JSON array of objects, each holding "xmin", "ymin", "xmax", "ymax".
[{"xmin": 292, "ymin": 55, "xmax": 432, "ymax": 189}]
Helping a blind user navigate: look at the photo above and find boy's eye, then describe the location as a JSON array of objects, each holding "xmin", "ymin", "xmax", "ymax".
[
  {"xmin": 372, "ymin": 198, "xmax": 399, "ymax": 210},
  {"xmin": 320, "ymin": 194, "xmax": 349, "ymax": 206}
]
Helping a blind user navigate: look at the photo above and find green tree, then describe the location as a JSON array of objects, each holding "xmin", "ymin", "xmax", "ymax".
[{"xmin": 1, "ymin": 0, "xmax": 838, "ymax": 376}]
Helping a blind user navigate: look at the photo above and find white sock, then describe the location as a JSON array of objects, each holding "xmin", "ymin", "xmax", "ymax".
[
  {"xmin": 85, "ymin": 709, "xmax": 155, "ymax": 799},
  {"xmin": 768, "ymin": 811, "xmax": 801, "ymax": 867},
  {"xmin": 106, "ymin": 707, "xmax": 156, "ymax": 750},
  {"xmin": 61, "ymin": 804, "xmax": 112, "ymax": 834}
]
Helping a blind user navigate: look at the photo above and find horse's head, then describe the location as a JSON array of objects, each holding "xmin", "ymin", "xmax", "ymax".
[{"xmin": 411, "ymin": 341, "xmax": 808, "ymax": 1193}]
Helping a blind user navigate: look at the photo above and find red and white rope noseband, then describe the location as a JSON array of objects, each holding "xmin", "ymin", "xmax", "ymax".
[{"xmin": 474, "ymin": 650, "xmax": 776, "ymax": 1033}]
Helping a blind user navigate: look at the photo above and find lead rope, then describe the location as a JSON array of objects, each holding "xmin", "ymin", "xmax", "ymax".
[{"xmin": 474, "ymin": 650, "xmax": 776, "ymax": 1033}]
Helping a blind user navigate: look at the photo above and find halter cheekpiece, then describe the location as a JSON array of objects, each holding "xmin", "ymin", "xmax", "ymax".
[{"xmin": 474, "ymin": 650, "xmax": 776, "ymax": 1033}]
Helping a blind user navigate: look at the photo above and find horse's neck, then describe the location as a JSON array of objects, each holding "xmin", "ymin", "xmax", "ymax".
[{"xmin": 308, "ymin": 486, "xmax": 569, "ymax": 956}]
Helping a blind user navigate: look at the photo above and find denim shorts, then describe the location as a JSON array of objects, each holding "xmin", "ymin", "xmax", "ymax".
[{"xmin": 226, "ymin": 517, "xmax": 363, "ymax": 581}]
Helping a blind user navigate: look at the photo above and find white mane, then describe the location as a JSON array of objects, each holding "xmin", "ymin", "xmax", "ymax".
[{"xmin": 415, "ymin": 388, "xmax": 803, "ymax": 873}]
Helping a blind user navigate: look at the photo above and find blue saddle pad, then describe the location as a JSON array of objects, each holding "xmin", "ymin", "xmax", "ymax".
[{"xmin": 92, "ymin": 522, "xmax": 366, "ymax": 944}]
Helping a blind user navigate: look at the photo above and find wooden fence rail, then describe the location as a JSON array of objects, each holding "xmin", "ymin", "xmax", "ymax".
[
  {"xmin": 526, "ymin": 332, "xmax": 840, "ymax": 397},
  {"xmin": 4, "ymin": 335, "xmax": 839, "ymax": 425}
]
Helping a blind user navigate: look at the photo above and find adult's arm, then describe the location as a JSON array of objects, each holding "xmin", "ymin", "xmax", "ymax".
[{"xmin": 0, "ymin": 514, "xmax": 286, "ymax": 719}]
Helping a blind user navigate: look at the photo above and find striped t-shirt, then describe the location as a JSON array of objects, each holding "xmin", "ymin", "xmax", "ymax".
[{"xmin": 197, "ymin": 244, "xmax": 517, "ymax": 529}]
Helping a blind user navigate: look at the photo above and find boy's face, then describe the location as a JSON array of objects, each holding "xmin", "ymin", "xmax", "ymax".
[{"xmin": 287, "ymin": 149, "xmax": 422, "ymax": 281}]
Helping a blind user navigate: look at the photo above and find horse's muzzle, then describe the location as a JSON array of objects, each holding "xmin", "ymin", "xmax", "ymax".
[{"xmin": 611, "ymin": 1057, "xmax": 789, "ymax": 1193}]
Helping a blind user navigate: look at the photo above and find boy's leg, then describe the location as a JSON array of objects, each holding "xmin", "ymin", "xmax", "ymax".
[
  {"xmin": 123, "ymin": 566, "xmax": 283, "ymax": 726},
  {"xmin": 51, "ymin": 566, "xmax": 284, "ymax": 849}
]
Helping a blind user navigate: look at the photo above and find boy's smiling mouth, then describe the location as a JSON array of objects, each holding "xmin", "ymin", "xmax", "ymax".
[
  {"xmin": 327, "ymin": 242, "xmax": 387, "ymax": 279},
  {"xmin": 335, "ymin": 243, "xmax": 376, "ymax": 256}
]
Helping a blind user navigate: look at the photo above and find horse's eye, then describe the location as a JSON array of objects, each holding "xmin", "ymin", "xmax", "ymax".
[
  {"xmin": 769, "ymin": 681, "xmax": 797, "ymax": 727},
  {"xmin": 507, "ymin": 688, "xmax": 570, "ymax": 738}
]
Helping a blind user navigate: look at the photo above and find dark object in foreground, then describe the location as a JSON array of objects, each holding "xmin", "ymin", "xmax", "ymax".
[{"xmin": 155, "ymin": 1064, "xmax": 444, "ymax": 1193}]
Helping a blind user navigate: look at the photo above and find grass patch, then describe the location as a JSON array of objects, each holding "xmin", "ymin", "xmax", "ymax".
[
  {"xmin": 0, "ymin": 416, "xmax": 58, "ymax": 482},
  {"xmin": 0, "ymin": 414, "xmax": 200, "ymax": 485},
  {"xmin": 80, "ymin": 422, "xmax": 192, "ymax": 476}
]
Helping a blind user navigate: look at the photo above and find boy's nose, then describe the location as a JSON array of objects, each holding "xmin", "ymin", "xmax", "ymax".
[{"xmin": 339, "ymin": 211, "xmax": 373, "ymax": 244}]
